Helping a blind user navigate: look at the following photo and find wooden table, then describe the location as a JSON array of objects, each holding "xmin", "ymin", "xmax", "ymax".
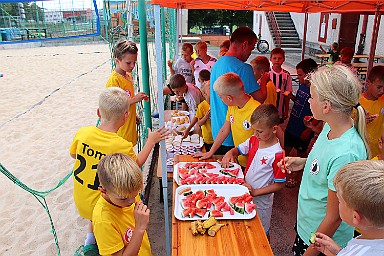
[
  {"xmin": 172, "ymin": 155, "xmax": 273, "ymax": 256},
  {"xmin": 353, "ymin": 54, "xmax": 384, "ymax": 62}
]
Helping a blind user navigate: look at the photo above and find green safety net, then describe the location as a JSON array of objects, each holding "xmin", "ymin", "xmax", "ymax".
[{"xmin": 0, "ymin": 163, "xmax": 72, "ymax": 256}]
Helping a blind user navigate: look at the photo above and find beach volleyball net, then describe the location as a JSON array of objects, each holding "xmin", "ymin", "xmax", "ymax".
[{"xmin": 0, "ymin": 0, "xmax": 100, "ymax": 43}]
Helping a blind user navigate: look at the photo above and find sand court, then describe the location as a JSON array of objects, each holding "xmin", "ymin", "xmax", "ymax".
[{"xmin": 0, "ymin": 43, "xmax": 112, "ymax": 255}]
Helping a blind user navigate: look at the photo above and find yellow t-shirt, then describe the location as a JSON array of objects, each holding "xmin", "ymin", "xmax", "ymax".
[
  {"xmin": 106, "ymin": 70, "xmax": 138, "ymax": 145},
  {"xmin": 93, "ymin": 196, "xmax": 151, "ymax": 256},
  {"xmin": 359, "ymin": 95, "xmax": 384, "ymax": 157},
  {"xmin": 69, "ymin": 126, "xmax": 136, "ymax": 220},
  {"xmin": 195, "ymin": 100, "xmax": 214, "ymax": 144},
  {"xmin": 264, "ymin": 80, "xmax": 277, "ymax": 107},
  {"xmin": 226, "ymin": 97, "xmax": 261, "ymax": 167}
]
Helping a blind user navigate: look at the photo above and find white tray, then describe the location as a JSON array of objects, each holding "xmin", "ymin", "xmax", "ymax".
[
  {"xmin": 173, "ymin": 161, "xmax": 243, "ymax": 185},
  {"xmin": 174, "ymin": 184, "xmax": 256, "ymax": 220}
]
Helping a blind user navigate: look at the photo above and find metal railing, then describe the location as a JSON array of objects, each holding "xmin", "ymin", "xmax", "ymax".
[{"xmin": 266, "ymin": 11, "xmax": 281, "ymax": 48}]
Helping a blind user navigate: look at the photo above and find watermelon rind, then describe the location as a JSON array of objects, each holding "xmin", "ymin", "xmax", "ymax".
[
  {"xmin": 183, "ymin": 190, "xmax": 193, "ymax": 196},
  {"xmin": 178, "ymin": 187, "xmax": 191, "ymax": 195},
  {"xmin": 234, "ymin": 202, "xmax": 245, "ymax": 214}
]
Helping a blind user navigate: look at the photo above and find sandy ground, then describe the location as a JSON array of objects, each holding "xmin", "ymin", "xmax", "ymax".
[
  {"xmin": 0, "ymin": 43, "xmax": 111, "ymax": 255},
  {"xmin": 0, "ymin": 42, "xmax": 307, "ymax": 255}
]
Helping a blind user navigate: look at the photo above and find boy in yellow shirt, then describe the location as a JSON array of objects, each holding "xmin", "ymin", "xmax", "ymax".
[
  {"xmin": 106, "ymin": 38, "xmax": 148, "ymax": 145},
  {"xmin": 182, "ymin": 70, "xmax": 214, "ymax": 151},
  {"xmin": 70, "ymin": 87, "xmax": 167, "ymax": 252},
  {"xmin": 360, "ymin": 66, "xmax": 384, "ymax": 157},
  {"xmin": 93, "ymin": 153, "xmax": 151, "ymax": 256},
  {"xmin": 194, "ymin": 72, "xmax": 261, "ymax": 167}
]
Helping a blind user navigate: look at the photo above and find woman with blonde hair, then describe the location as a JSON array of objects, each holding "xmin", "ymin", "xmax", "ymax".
[{"xmin": 280, "ymin": 64, "xmax": 369, "ymax": 255}]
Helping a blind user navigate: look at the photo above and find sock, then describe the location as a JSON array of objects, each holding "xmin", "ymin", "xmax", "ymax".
[{"xmin": 84, "ymin": 232, "xmax": 96, "ymax": 246}]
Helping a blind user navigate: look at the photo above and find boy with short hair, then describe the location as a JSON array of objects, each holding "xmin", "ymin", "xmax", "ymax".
[
  {"xmin": 93, "ymin": 153, "xmax": 151, "ymax": 256},
  {"xmin": 320, "ymin": 42, "xmax": 339, "ymax": 63},
  {"xmin": 284, "ymin": 58, "xmax": 321, "ymax": 188},
  {"xmin": 182, "ymin": 70, "xmax": 214, "ymax": 151},
  {"xmin": 70, "ymin": 87, "xmax": 167, "ymax": 249},
  {"xmin": 106, "ymin": 38, "xmax": 148, "ymax": 145},
  {"xmin": 269, "ymin": 47, "xmax": 292, "ymax": 122},
  {"xmin": 221, "ymin": 104, "xmax": 286, "ymax": 236},
  {"xmin": 167, "ymin": 42, "xmax": 194, "ymax": 84},
  {"xmin": 360, "ymin": 66, "xmax": 384, "ymax": 157},
  {"xmin": 312, "ymin": 160, "xmax": 384, "ymax": 255},
  {"xmin": 194, "ymin": 72, "xmax": 261, "ymax": 167},
  {"xmin": 166, "ymin": 74, "xmax": 203, "ymax": 117},
  {"xmin": 250, "ymin": 56, "xmax": 277, "ymax": 106}
]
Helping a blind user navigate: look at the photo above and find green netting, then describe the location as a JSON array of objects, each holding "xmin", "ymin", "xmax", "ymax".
[
  {"xmin": 0, "ymin": 163, "xmax": 72, "ymax": 256},
  {"xmin": 0, "ymin": 1, "xmax": 100, "ymax": 43}
]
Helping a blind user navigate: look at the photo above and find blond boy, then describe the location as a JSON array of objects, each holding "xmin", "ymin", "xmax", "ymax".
[
  {"xmin": 313, "ymin": 160, "xmax": 384, "ymax": 255},
  {"xmin": 194, "ymin": 72, "xmax": 261, "ymax": 167},
  {"xmin": 93, "ymin": 153, "xmax": 151, "ymax": 256},
  {"xmin": 70, "ymin": 87, "xmax": 167, "ymax": 247}
]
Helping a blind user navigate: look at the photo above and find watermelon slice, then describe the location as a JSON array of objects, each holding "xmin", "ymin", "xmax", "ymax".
[
  {"xmin": 244, "ymin": 203, "xmax": 257, "ymax": 214},
  {"xmin": 196, "ymin": 199, "xmax": 207, "ymax": 209},
  {"xmin": 215, "ymin": 201, "xmax": 227, "ymax": 211},
  {"xmin": 180, "ymin": 199, "xmax": 193, "ymax": 209},
  {"xmin": 195, "ymin": 208, "xmax": 207, "ymax": 218},
  {"xmin": 225, "ymin": 168, "xmax": 240, "ymax": 177},
  {"xmin": 229, "ymin": 196, "xmax": 239, "ymax": 206},
  {"xmin": 209, "ymin": 209, "xmax": 223, "ymax": 218}
]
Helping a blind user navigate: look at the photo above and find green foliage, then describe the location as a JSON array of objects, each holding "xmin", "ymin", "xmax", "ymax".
[
  {"xmin": 188, "ymin": 9, "xmax": 253, "ymax": 34},
  {"xmin": 0, "ymin": 2, "xmax": 44, "ymax": 22}
]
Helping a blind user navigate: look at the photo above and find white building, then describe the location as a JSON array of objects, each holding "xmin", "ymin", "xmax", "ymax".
[{"xmin": 44, "ymin": 11, "xmax": 63, "ymax": 23}]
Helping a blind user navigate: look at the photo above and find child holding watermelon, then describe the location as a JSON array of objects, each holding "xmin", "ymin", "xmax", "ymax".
[
  {"xmin": 93, "ymin": 153, "xmax": 152, "ymax": 256},
  {"xmin": 221, "ymin": 104, "xmax": 286, "ymax": 237},
  {"xmin": 312, "ymin": 160, "xmax": 384, "ymax": 256},
  {"xmin": 279, "ymin": 65, "xmax": 369, "ymax": 255}
]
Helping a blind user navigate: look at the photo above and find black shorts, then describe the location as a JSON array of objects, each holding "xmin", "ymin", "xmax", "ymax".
[
  {"xmin": 292, "ymin": 227, "xmax": 325, "ymax": 256},
  {"xmin": 204, "ymin": 143, "xmax": 213, "ymax": 152},
  {"xmin": 213, "ymin": 145, "xmax": 234, "ymax": 155},
  {"xmin": 284, "ymin": 131, "xmax": 311, "ymax": 153}
]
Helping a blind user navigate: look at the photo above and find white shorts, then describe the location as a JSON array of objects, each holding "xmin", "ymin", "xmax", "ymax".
[{"xmin": 257, "ymin": 206, "xmax": 273, "ymax": 234}]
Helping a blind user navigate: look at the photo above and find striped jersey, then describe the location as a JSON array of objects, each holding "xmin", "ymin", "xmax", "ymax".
[{"xmin": 269, "ymin": 68, "xmax": 292, "ymax": 117}]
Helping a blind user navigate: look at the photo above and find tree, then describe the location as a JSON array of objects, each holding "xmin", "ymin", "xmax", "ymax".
[{"xmin": 188, "ymin": 9, "xmax": 253, "ymax": 34}]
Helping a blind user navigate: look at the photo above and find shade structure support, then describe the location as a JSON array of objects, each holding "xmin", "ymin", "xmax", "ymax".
[
  {"xmin": 301, "ymin": 12, "xmax": 309, "ymax": 61},
  {"xmin": 154, "ymin": 4, "xmax": 171, "ymax": 256},
  {"xmin": 367, "ymin": 10, "xmax": 382, "ymax": 76}
]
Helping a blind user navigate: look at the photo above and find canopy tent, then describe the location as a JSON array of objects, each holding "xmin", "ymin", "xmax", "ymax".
[
  {"xmin": 151, "ymin": 2, "xmax": 383, "ymax": 256},
  {"xmin": 152, "ymin": 0, "xmax": 384, "ymax": 13}
]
